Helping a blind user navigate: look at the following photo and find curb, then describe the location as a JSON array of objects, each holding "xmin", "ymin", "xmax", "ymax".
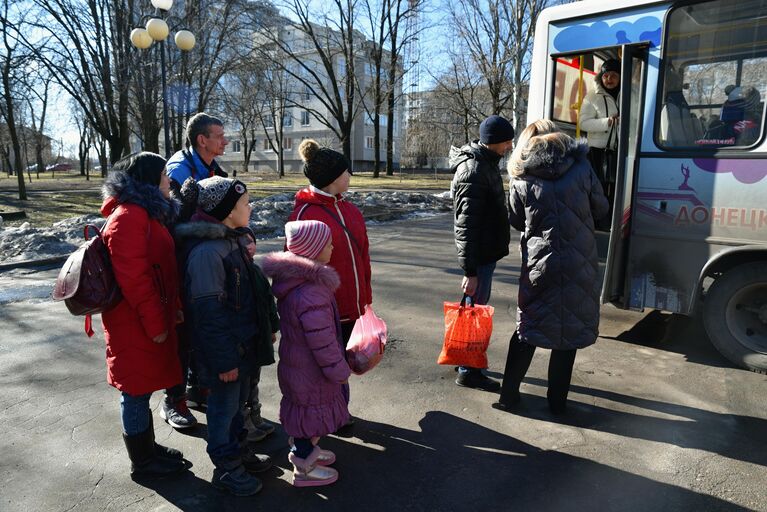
[{"xmin": 0, "ymin": 255, "xmax": 68, "ymax": 273}]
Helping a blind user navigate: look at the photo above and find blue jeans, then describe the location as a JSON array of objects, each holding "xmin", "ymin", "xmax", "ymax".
[
  {"xmin": 120, "ymin": 392, "xmax": 152, "ymax": 435},
  {"xmin": 459, "ymin": 262, "xmax": 496, "ymax": 374},
  {"xmin": 206, "ymin": 375, "xmax": 250, "ymax": 468}
]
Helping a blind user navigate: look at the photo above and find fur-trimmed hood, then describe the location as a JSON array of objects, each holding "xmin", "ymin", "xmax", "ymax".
[
  {"xmin": 101, "ymin": 171, "xmax": 180, "ymax": 224},
  {"xmin": 261, "ymin": 251, "xmax": 340, "ymax": 300},
  {"xmin": 174, "ymin": 220, "xmax": 242, "ymax": 242},
  {"xmin": 519, "ymin": 137, "xmax": 590, "ymax": 180}
]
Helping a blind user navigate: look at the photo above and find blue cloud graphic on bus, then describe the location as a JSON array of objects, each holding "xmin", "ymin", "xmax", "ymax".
[
  {"xmin": 553, "ymin": 17, "xmax": 662, "ymax": 53},
  {"xmin": 693, "ymin": 158, "xmax": 767, "ymax": 184}
]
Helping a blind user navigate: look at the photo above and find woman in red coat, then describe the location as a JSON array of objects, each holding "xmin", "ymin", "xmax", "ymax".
[{"xmin": 100, "ymin": 152, "xmax": 186, "ymax": 478}]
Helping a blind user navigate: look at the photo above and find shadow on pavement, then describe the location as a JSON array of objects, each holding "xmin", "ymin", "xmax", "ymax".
[
  {"xmin": 517, "ymin": 378, "xmax": 767, "ymax": 468},
  {"xmin": 128, "ymin": 411, "xmax": 751, "ymax": 511},
  {"xmin": 605, "ymin": 309, "xmax": 734, "ymax": 370}
]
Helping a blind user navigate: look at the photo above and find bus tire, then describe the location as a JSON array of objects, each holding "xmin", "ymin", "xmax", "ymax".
[{"xmin": 703, "ymin": 262, "xmax": 767, "ymax": 374}]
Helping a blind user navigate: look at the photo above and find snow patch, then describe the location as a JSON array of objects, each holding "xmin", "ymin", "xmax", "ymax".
[{"xmin": 0, "ymin": 191, "xmax": 451, "ymax": 264}]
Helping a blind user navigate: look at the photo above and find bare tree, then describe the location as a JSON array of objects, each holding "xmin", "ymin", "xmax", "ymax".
[
  {"xmin": 73, "ymin": 100, "xmax": 93, "ymax": 180},
  {"xmin": 384, "ymin": 0, "xmax": 426, "ymax": 175},
  {"xmin": 219, "ymin": 54, "xmax": 290, "ymax": 177},
  {"xmin": 444, "ymin": 0, "xmax": 550, "ymax": 133},
  {"xmin": 20, "ymin": 0, "xmax": 135, "ymax": 169},
  {"xmin": 356, "ymin": 0, "xmax": 389, "ymax": 177},
  {"xmin": 162, "ymin": 0, "xmax": 278, "ymax": 153},
  {"xmin": 24, "ymin": 69, "xmax": 53, "ymax": 179},
  {"xmin": 256, "ymin": 0, "xmax": 362, "ymax": 160},
  {"xmin": 0, "ymin": 0, "xmax": 28, "ymax": 199},
  {"xmin": 255, "ymin": 65, "xmax": 292, "ymax": 177}
]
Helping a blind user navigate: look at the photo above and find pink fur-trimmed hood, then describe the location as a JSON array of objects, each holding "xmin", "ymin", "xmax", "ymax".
[{"xmin": 261, "ymin": 251, "xmax": 340, "ymax": 300}]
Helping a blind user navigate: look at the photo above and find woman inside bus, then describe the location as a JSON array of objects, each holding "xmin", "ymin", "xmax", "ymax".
[{"xmin": 579, "ymin": 58, "xmax": 620, "ymax": 228}]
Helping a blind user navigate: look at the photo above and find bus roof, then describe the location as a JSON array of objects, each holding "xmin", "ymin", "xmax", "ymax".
[
  {"xmin": 538, "ymin": 0, "xmax": 667, "ymax": 27},
  {"xmin": 529, "ymin": 0, "xmax": 670, "ymax": 123}
]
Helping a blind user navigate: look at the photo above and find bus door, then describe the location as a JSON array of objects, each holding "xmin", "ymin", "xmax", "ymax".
[{"xmin": 602, "ymin": 44, "xmax": 648, "ymax": 307}]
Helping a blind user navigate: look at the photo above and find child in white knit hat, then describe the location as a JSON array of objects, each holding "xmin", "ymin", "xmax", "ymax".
[{"xmin": 261, "ymin": 220, "xmax": 351, "ymax": 487}]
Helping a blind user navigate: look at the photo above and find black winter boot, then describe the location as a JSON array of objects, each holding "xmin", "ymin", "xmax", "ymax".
[
  {"xmin": 148, "ymin": 416, "xmax": 184, "ymax": 460},
  {"xmin": 123, "ymin": 428, "xmax": 185, "ymax": 478}
]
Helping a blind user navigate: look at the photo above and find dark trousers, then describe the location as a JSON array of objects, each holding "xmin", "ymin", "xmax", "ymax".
[
  {"xmin": 166, "ymin": 323, "xmax": 192, "ymax": 401},
  {"xmin": 291, "ymin": 438, "xmax": 314, "ymax": 459},
  {"xmin": 499, "ymin": 331, "xmax": 577, "ymax": 411},
  {"xmin": 340, "ymin": 321, "xmax": 355, "ymax": 405},
  {"xmin": 341, "ymin": 321, "xmax": 355, "ymax": 348},
  {"xmin": 588, "ymin": 147, "xmax": 615, "ymax": 228}
]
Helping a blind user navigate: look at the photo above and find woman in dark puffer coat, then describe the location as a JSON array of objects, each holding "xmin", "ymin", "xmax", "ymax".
[
  {"xmin": 494, "ymin": 120, "xmax": 609, "ymax": 414},
  {"xmin": 100, "ymin": 152, "xmax": 187, "ymax": 478}
]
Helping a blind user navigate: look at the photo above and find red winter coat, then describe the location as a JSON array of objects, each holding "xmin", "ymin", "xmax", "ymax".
[
  {"xmin": 99, "ymin": 175, "xmax": 182, "ymax": 396},
  {"xmin": 289, "ymin": 187, "xmax": 372, "ymax": 323}
]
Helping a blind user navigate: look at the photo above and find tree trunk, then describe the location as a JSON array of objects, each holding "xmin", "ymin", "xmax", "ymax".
[
  {"xmin": 385, "ymin": 89, "xmax": 395, "ymax": 176},
  {"xmin": 340, "ymin": 133, "xmax": 350, "ymax": 168},
  {"xmin": 373, "ymin": 114, "xmax": 381, "ymax": 178}
]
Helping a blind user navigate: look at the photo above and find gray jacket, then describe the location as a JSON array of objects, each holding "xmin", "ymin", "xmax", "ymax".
[{"xmin": 508, "ymin": 138, "xmax": 609, "ymax": 350}]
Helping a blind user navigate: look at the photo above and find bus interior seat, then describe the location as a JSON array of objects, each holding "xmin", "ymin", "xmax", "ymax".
[{"xmin": 660, "ymin": 68, "xmax": 703, "ymax": 145}]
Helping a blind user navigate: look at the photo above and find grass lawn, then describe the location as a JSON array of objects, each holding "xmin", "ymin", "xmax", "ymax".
[{"xmin": 0, "ymin": 169, "xmax": 452, "ymax": 228}]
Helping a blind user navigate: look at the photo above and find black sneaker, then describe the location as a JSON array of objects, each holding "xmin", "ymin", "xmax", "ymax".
[
  {"xmin": 212, "ymin": 466, "xmax": 262, "ymax": 496},
  {"xmin": 455, "ymin": 371, "xmax": 500, "ymax": 392},
  {"xmin": 185, "ymin": 386, "xmax": 209, "ymax": 409},
  {"xmin": 241, "ymin": 449, "xmax": 272, "ymax": 473},
  {"xmin": 160, "ymin": 398, "xmax": 198, "ymax": 429}
]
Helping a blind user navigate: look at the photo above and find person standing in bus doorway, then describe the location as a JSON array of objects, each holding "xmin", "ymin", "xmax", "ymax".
[
  {"xmin": 493, "ymin": 120, "xmax": 608, "ymax": 415},
  {"xmin": 580, "ymin": 58, "xmax": 621, "ymax": 229},
  {"xmin": 450, "ymin": 115, "xmax": 514, "ymax": 392}
]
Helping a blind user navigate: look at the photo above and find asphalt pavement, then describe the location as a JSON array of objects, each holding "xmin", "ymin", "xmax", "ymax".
[{"xmin": 1, "ymin": 213, "xmax": 766, "ymax": 511}]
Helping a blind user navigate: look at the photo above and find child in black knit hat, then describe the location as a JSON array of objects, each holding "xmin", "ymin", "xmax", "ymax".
[{"xmin": 287, "ymin": 140, "xmax": 373, "ymax": 430}]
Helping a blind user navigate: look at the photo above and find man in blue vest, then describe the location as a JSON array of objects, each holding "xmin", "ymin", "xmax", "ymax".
[{"xmin": 161, "ymin": 112, "xmax": 229, "ymax": 430}]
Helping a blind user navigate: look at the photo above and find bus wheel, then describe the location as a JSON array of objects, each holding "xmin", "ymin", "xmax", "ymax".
[{"xmin": 703, "ymin": 262, "xmax": 767, "ymax": 374}]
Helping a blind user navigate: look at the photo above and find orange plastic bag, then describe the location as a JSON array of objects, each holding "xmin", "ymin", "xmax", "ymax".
[{"xmin": 438, "ymin": 295, "xmax": 494, "ymax": 368}]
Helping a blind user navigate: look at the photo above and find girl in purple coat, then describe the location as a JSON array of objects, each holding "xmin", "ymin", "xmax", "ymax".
[{"xmin": 262, "ymin": 220, "xmax": 351, "ymax": 487}]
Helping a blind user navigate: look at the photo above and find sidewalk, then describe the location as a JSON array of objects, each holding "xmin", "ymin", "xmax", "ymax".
[{"xmin": 1, "ymin": 214, "xmax": 765, "ymax": 511}]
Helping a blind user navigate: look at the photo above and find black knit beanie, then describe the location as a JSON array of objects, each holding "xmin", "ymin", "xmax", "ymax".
[
  {"xmin": 299, "ymin": 139, "xmax": 351, "ymax": 189},
  {"xmin": 113, "ymin": 152, "xmax": 166, "ymax": 187},
  {"xmin": 479, "ymin": 115, "xmax": 515, "ymax": 144},
  {"xmin": 196, "ymin": 176, "xmax": 248, "ymax": 221},
  {"xmin": 601, "ymin": 59, "xmax": 621, "ymax": 75}
]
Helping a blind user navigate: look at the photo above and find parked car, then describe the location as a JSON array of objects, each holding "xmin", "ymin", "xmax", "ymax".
[{"xmin": 45, "ymin": 163, "xmax": 73, "ymax": 173}]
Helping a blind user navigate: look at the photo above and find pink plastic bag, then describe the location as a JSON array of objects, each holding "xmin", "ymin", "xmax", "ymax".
[{"xmin": 346, "ymin": 306, "xmax": 387, "ymax": 375}]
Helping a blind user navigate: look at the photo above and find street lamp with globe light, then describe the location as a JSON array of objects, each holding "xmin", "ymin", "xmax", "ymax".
[{"xmin": 129, "ymin": 0, "xmax": 195, "ymax": 157}]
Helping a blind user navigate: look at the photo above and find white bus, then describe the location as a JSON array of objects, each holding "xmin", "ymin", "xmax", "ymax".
[{"xmin": 529, "ymin": 0, "xmax": 767, "ymax": 372}]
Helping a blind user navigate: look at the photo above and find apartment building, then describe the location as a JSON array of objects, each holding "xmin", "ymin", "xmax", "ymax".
[{"xmin": 217, "ymin": 23, "xmax": 404, "ymax": 175}]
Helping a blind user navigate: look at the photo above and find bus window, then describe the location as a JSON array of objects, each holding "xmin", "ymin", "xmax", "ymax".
[
  {"xmin": 552, "ymin": 56, "xmax": 599, "ymax": 125},
  {"xmin": 658, "ymin": 0, "xmax": 767, "ymax": 149}
]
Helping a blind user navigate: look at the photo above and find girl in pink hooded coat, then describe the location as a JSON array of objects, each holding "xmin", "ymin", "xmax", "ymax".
[{"xmin": 261, "ymin": 220, "xmax": 351, "ymax": 487}]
